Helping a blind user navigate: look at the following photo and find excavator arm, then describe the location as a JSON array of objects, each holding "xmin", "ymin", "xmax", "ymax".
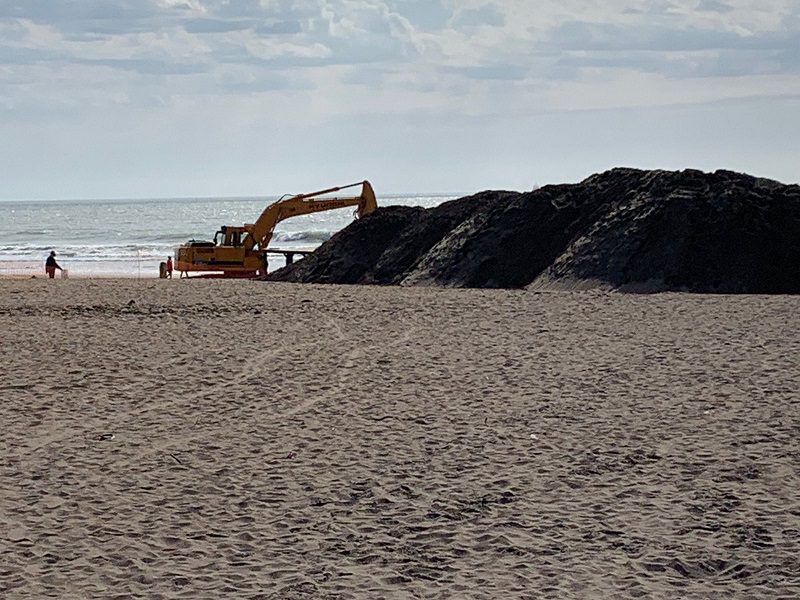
[{"xmin": 243, "ymin": 180, "xmax": 377, "ymax": 252}]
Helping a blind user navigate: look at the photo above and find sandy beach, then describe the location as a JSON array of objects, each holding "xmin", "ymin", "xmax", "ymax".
[{"xmin": 1, "ymin": 279, "xmax": 798, "ymax": 598}]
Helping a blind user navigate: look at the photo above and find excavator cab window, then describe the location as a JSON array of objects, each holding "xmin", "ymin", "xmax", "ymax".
[{"xmin": 215, "ymin": 227, "xmax": 245, "ymax": 247}]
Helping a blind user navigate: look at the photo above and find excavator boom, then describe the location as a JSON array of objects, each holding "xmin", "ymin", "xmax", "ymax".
[
  {"xmin": 174, "ymin": 180, "xmax": 376, "ymax": 277},
  {"xmin": 243, "ymin": 181, "xmax": 376, "ymax": 252}
]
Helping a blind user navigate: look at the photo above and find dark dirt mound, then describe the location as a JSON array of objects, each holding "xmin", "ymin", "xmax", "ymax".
[{"xmin": 267, "ymin": 168, "xmax": 800, "ymax": 293}]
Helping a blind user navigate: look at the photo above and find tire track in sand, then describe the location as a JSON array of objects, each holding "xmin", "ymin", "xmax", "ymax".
[{"xmin": 277, "ymin": 315, "xmax": 417, "ymax": 417}]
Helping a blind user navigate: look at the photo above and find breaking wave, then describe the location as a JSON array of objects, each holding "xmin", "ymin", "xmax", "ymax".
[
  {"xmin": 0, "ymin": 231, "xmax": 333, "ymax": 262},
  {"xmin": 272, "ymin": 231, "xmax": 332, "ymax": 244}
]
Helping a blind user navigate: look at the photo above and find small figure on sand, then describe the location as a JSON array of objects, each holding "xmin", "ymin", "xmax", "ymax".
[
  {"xmin": 166, "ymin": 256, "xmax": 173, "ymax": 279},
  {"xmin": 45, "ymin": 251, "xmax": 63, "ymax": 279}
]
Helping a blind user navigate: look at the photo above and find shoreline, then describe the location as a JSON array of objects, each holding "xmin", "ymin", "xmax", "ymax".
[
  {"xmin": 0, "ymin": 261, "xmax": 161, "ymax": 280},
  {"xmin": 0, "ymin": 255, "xmax": 296, "ymax": 280},
  {"xmin": 0, "ymin": 273, "xmax": 161, "ymax": 280}
]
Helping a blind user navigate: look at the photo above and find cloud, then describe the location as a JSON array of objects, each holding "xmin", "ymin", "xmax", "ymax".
[
  {"xmin": 549, "ymin": 20, "xmax": 791, "ymax": 53},
  {"xmin": 697, "ymin": 0, "xmax": 735, "ymax": 13},
  {"xmin": 385, "ymin": 0, "xmax": 451, "ymax": 31},
  {"xmin": 1, "ymin": 0, "xmax": 797, "ymax": 119},
  {"xmin": 451, "ymin": 5, "xmax": 504, "ymax": 28},
  {"xmin": 182, "ymin": 18, "xmax": 253, "ymax": 34},
  {"xmin": 77, "ymin": 56, "xmax": 209, "ymax": 76},
  {"xmin": 1, "ymin": 0, "xmax": 799, "ymax": 199},
  {"xmin": 2, "ymin": 0, "xmax": 798, "ymax": 79},
  {"xmin": 255, "ymin": 20, "xmax": 303, "ymax": 35},
  {"xmin": 542, "ymin": 20, "xmax": 800, "ymax": 81},
  {"xmin": 444, "ymin": 64, "xmax": 528, "ymax": 81}
]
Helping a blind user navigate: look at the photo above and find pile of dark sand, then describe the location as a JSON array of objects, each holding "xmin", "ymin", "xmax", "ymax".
[{"xmin": 268, "ymin": 168, "xmax": 800, "ymax": 293}]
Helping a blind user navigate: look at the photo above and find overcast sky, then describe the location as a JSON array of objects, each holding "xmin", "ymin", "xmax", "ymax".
[{"xmin": 1, "ymin": 0, "xmax": 798, "ymax": 200}]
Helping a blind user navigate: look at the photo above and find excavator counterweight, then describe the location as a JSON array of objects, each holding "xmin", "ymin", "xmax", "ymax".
[{"xmin": 175, "ymin": 180, "xmax": 377, "ymax": 277}]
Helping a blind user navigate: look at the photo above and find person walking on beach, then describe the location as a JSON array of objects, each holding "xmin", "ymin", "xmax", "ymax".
[
  {"xmin": 45, "ymin": 251, "xmax": 63, "ymax": 279},
  {"xmin": 166, "ymin": 256, "xmax": 173, "ymax": 279}
]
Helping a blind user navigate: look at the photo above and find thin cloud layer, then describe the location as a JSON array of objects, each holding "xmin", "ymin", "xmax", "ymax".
[
  {"xmin": 3, "ymin": 1, "xmax": 798, "ymax": 102},
  {"xmin": 0, "ymin": 0, "xmax": 798, "ymax": 197}
]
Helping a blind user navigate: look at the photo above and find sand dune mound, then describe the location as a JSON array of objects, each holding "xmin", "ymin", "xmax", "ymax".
[{"xmin": 268, "ymin": 168, "xmax": 800, "ymax": 293}]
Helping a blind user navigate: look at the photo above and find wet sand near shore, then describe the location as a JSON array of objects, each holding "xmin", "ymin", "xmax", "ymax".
[
  {"xmin": 1, "ymin": 279, "xmax": 799, "ymax": 598},
  {"xmin": 0, "ymin": 262, "xmax": 159, "ymax": 280}
]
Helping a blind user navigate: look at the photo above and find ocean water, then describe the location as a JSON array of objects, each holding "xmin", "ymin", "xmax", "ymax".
[{"xmin": 0, "ymin": 193, "xmax": 456, "ymax": 278}]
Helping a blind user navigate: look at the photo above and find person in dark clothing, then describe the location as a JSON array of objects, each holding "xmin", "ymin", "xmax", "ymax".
[
  {"xmin": 166, "ymin": 256, "xmax": 173, "ymax": 279},
  {"xmin": 45, "ymin": 251, "xmax": 63, "ymax": 279}
]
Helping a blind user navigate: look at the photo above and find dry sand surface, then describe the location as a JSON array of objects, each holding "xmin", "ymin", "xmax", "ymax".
[{"xmin": 1, "ymin": 279, "xmax": 799, "ymax": 599}]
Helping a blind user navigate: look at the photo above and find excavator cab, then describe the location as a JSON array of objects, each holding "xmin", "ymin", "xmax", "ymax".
[{"xmin": 214, "ymin": 226, "xmax": 250, "ymax": 247}]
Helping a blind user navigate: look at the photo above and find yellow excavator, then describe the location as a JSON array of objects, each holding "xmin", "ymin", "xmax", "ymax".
[{"xmin": 174, "ymin": 180, "xmax": 377, "ymax": 277}]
